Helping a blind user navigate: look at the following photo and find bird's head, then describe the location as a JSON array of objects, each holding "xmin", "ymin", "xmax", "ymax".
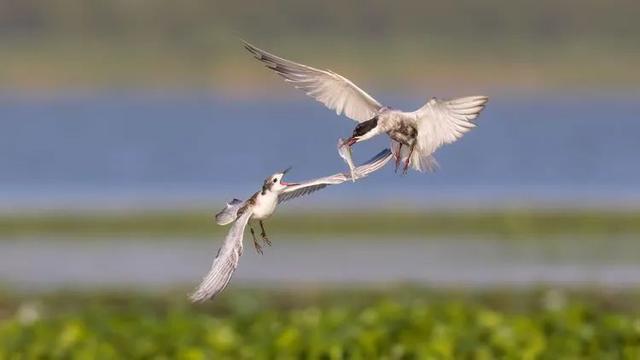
[
  {"xmin": 343, "ymin": 116, "xmax": 381, "ymax": 147},
  {"xmin": 262, "ymin": 167, "xmax": 298, "ymax": 194}
]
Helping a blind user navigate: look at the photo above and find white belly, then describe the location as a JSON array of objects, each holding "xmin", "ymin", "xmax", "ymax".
[{"xmin": 251, "ymin": 192, "xmax": 278, "ymax": 220}]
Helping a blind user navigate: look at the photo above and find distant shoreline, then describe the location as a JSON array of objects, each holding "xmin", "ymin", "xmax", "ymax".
[
  {"xmin": 1, "ymin": 209, "xmax": 639, "ymax": 238},
  {"xmin": 1, "ymin": 42, "xmax": 639, "ymax": 93}
]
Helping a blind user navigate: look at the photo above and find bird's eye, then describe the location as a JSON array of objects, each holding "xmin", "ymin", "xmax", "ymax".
[{"xmin": 273, "ymin": 178, "xmax": 277, "ymax": 183}]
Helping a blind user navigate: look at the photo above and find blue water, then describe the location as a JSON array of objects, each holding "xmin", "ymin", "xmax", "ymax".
[{"xmin": 1, "ymin": 92, "xmax": 639, "ymax": 209}]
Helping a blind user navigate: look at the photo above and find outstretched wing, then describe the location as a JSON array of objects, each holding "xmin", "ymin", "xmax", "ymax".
[
  {"xmin": 190, "ymin": 211, "xmax": 252, "ymax": 302},
  {"xmin": 244, "ymin": 41, "xmax": 383, "ymax": 123},
  {"xmin": 278, "ymin": 148, "xmax": 392, "ymax": 203},
  {"xmin": 411, "ymin": 96, "xmax": 489, "ymax": 157}
]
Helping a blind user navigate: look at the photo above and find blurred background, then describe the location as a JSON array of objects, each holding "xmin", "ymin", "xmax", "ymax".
[{"xmin": 1, "ymin": 0, "xmax": 640, "ymax": 357}]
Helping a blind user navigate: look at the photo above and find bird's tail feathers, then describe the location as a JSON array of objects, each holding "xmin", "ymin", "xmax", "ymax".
[{"xmin": 412, "ymin": 153, "xmax": 439, "ymax": 172}]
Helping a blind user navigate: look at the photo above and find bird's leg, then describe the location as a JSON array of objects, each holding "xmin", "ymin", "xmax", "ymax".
[
  {"xmin": 259, "ymin": 220, "xmax": 271, "ymax": 246},
  {"xmin": 249, "ymin": 224, "xmax": 263, "ymax": 255},
  {"xmin": 403, "ymin": 144, "xmax": 415, "ymax": 175},
  {"xmin": 394, "ymin": 143, "xmax": 403, "ymax": 173}
]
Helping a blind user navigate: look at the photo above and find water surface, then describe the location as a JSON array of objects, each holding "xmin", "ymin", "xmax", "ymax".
[
  {"xmin": 1, "ymin": 93, "xmax": 639, "ymax": 209},
  {"xmin": 2, "ymin": 235, "xmax": 639, "ymax": 290}
]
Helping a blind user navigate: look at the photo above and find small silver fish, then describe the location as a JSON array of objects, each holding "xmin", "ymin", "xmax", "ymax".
[{"xmin": 337, "ymin": 138, "xmax": 358, "ymax": 181}]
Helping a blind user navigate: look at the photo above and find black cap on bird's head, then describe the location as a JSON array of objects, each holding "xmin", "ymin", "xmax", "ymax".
[{"xmin": 344, "ymin": 116, "xmax": 380, "ymax": 146}]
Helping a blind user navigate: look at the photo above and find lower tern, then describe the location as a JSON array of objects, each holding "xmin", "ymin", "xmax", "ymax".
[
  {"xmin": 190, "ymin": 148, "xmax": 392, "ymax": 302},
  {"xmin": 244, "ymin": 41, "xmax": 489, "ymax": 174}
]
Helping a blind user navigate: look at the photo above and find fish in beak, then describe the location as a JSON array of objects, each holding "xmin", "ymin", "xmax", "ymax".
[
  {"xmin": 342, "ymin": 137, "xmax": 358, "ymax": 147},
  {"xmin": 337, "ymin": 137, "xmax": 358, "ymax": 182}
]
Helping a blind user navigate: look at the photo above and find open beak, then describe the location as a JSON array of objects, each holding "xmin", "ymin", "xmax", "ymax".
[
  {"xmin": 280, "ymin": 167, "xmax": 299, "ymax": 186},
  {"xmin": 343, "ymin": 137, "xmax": 358, "ymax": 147}
]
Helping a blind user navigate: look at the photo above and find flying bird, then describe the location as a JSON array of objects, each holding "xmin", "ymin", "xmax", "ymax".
[
  {"xmin": 243, "ymin": 41, "xmax": 489, "ymax": 174},
  {"xmin": 190, "ymin": 148, "xmax": 393, "ymax": 302}
]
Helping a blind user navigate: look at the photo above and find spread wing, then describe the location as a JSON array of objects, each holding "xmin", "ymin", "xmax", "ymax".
[
  {"xmin": 278, "ymin": 148, "xmax": 392, "ymax": 204},
  {"xmin": 190, "ymin": 210, "xmax": 252, "ymax": 302},
  {"xmin": 411, "ymin": 96, "xmax": 489, "ymax": 157},
  {"xmin": 244, "ymin": 41, "xmax": 383, "ymax": 123}
]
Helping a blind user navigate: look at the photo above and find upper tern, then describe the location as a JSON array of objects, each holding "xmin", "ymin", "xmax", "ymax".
[
  {"xmin": 244, "ymin": 41, "xmax": 489, "ymax": 174},
  {"xmin": 190, "ymin": 148, "xmax": 392, "ymax": 302}
]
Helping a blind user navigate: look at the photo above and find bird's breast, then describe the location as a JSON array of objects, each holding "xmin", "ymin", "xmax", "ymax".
[
  {"xmin": 252, "ymin": 193, "xmax": 278, "ymax": 219},
  {"xmin": 387, "ymin": 118, "xmax": 418, "ymax": 146}
]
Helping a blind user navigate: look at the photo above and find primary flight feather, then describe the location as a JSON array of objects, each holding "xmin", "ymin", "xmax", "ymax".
[
  {"xmin": 190, "ymin": 148, "xmax": 393, "ymax": 302},
  {"xmin": 244, "ymin": 41, "xmax": 488, "ymax": 174}
]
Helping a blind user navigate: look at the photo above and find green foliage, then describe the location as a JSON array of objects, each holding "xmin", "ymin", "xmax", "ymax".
[{"xmin": 1, "ymin": 289, "xmax": 640, "ymax": 358}]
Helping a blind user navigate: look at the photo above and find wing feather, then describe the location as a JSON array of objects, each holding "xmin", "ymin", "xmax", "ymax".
[
  {"xmin": 412, "ymin": 96, "xmax": 488, "ymax": 158},
  {"xmin": 278, "ymin": 183, "xmax": 329, "ymax": 204},
  {"xmin": 244, "ymin": 41, "xmax": 383, "ymax": 123},
  {"xmin": 190, "ymin": 211, "xmax": 252, "ymax": 302},
  {"xmin": 278, "ymin": 148, "xmax": 392, "ymax": 204}
]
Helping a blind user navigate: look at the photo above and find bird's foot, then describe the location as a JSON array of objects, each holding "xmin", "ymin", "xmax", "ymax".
[
  {"xmin": 250, "ymin": 226, "xmax": 263, "ymax": 254},
  {"xmin": 253, "ymin": 239, "xmax": 264, "ymax": 255},
  {"xmin": 261, "ymin": 233, "xmax": 272, "ymax": 246},
  {"xmin": 402, "ymin": 159, "xmax": 410, "ymax": 175},
  {"xmin": 401, "ymin": 145, "xmax": 414, "ymax": 176},
  {"xmin": 394, "ymin": 143, "xmax": 403, "ymax": 173},
  {"xmin": 259, "ymin": 221, "xmax": 271, "ymax": 246}
]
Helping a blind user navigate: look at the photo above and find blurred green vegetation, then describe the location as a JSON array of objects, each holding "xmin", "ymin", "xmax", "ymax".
[
  {"xmin": 1, "ymin": 288, "xmax": 639, "ymax": 358},
  {"xmin": 1, "ymin": 210, "xmax": 640, "ymax": 239},
  {"xmin": 1, "ymin": 0, "xmax": 639, "ymax": 90}
]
